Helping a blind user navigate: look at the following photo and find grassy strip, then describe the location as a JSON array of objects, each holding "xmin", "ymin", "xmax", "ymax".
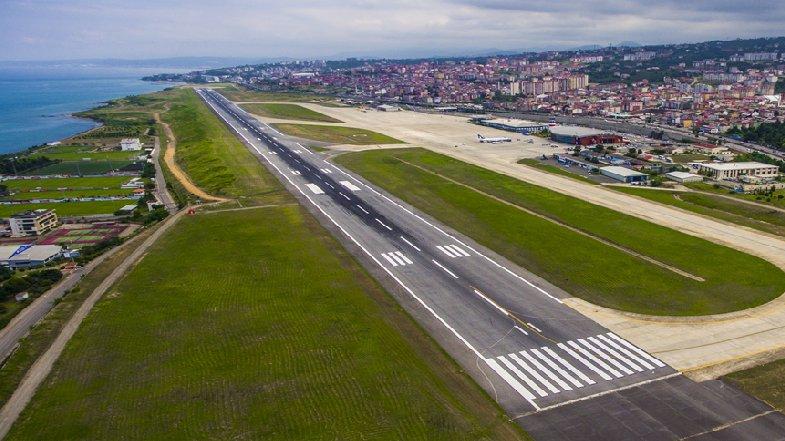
[
  {"xmin": 725, "ymin": 360, "xmax": 785, "ymax": 412},
  {"xmin": 4, "ymin": 177, "xmax": 129, "ymax": 192},
  {"xmin": 6, "ymin": 207, "xmax": 526, "ymax": 440},
  {"xmin": 23, "ymin": 161, "xmax": 136, "ymax": 176},
  {"xmin": 613, "ymin": 187, "xmax": 785, "ymax": 237},
  {"xmin": 272, "ymin": 123, "xmax": 404, "ymax": 145},
  {"xmin": 30, "ymin": 151, "xmax": 138, "ymax": 162},
  {"xmin": 335, "ymin": 148, "xmax": 785, "ymax": 316},
  {"xmin": 0, "ymin": 201, "xmax": 131, "ymax": 218},
  {"xmin": 240, "ymin": 103, "xmax": 342, "ymax": 123},
  {"xmin": 3, "ymin": 189, "xmax": 134, "ymax": 201},
  {"xmin": 163, "ymin": 88, "xmax": 292, "ymax": 205},
  {"xmin": 0, "ymin": 227, "xmax": 156, "ymax": 407},
  {"xmin": 216, "ymin": 84, "xmax": 337, "ymax": 104},
  {"xmin": 517, "ymin": 158, "xmax": 599, "ymax": 185}
]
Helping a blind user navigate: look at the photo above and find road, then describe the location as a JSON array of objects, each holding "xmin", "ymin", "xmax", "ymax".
[
  {"xmin": 151, "ymin": 126, "xmax": 177, "ymax": 213},
  {"xmin": 199, "ymin": 89, "xmax": 785, "ymax": 440}
]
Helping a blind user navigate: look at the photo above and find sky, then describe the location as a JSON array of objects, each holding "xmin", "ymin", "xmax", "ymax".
[{"xmin": 2, "ymin": 0, "xmax": 785, "ymax": 61}]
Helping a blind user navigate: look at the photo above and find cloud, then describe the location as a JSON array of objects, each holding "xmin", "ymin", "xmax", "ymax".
[{"xmin": 0, "ymin": 0, "xmax": 783, "ymax": 61}]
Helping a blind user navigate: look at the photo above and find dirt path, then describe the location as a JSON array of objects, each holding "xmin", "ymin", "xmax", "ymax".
[
  {"xmin": 0, "ymin": 208, "xmax": 188, "ymax": 439},
  {"xmin": 397, "ymin": 158, "xmax": 704, "ymax": 282},
  {"xmin": 154, "ymin": 112, "xmax": 229, "ymax": 203}
]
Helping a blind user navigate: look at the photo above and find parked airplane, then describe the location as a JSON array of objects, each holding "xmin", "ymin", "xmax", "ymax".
[{"xmin": 477, "ymin": 134, "xmax": 512, "ymax": 143}]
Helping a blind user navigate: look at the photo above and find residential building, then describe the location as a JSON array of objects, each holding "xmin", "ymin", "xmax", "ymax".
[{"xmin": 9, "ymin": 209, "xmax": 59, "ymax": 237}]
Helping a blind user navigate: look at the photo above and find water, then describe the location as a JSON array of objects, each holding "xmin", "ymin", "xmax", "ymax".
[{"xmin": 0, "ymin": 65, "xmax": 182, "ymax": 154}]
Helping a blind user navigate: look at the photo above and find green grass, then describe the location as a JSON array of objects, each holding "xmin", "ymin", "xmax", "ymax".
[
  {"xmin": 4, "ymin": 177, "xmax": 130, "ymax": 192},
  {"xmin": 217, "ymin": 84, "xmax": 337, "ymax": 104},
  {"xmin": 7, "ymin": 207, "xmax": 525, "ymax": 441},
  {"xmin": 613, "ymin": 187, "xmax": 785, "ymax": 237},
  {"xmin": 23, "ymin": 161, "xmax": 137, "ymax": 176},
  {"xmin": 272, "ymin": 123, "xmax": 403, "ymax": 145},
  {"xmin": 4, "ymin": 189, "xmax": 134, "ymax": 201},
  {"xmin": 725, "ymin": 360, "xmax": 785, "ymax": 412},
  {"xmin": 517, "ymin": 158, "xmax": 599, "ymax": 184},
  {"xmin": 30, "ymin": 147, "xmax": 139, "ymax": 162},
  {"xmin": 239, "ymin": 103, "xmax": 342, "ymax": 123},
  {"xmin": 0, "ymin": 201, "xmax": 130, "ymax": 218},
  {"xmin": 686, "ymin": 182, "xmax": 785, "ymax": 209},
  {"xmin": 163, "ymin": 88, "xmax": 292, "ymax": 205},
  {"xmin": 335, "ymin": 148, "xmax": 785, "ymax": 316},
  {"xmin": 669, "ymin": 153, "xmax": 710, "ymax": 163}
]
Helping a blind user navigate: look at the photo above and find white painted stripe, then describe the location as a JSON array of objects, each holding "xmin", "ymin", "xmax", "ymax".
[
  {"xmin": 321, "ymin": 168, "xmax": 332, "ymax": 174},
  {"xmin": 514, "ymin": 326, "xmax": 529, "ymax": 336},
  {"xmin": 381, "ymin": 253, "xmax": 399, "ymax": 267},
  {"xmin": 449, "ymin": 245, "xmax": 470, "ymax": 257},
  {"xmin": 400, "ymin": 236, "xmax": 421, "ymax": 251},
  {"xmin": 597, "ymin": 334, "xmax": 654, "ymax": 370},
  {"xmin": 437, "ymin": 245, "xmax": 458, "ymax": 257},
  {"xmin": 607, "ymin": 333, "xmax": 666, "ymax": 368},
  {"xmin": 509, "ymin": 353, "xmax": 559, "ymax": 394},
  {"xmin": 527, "ymin": 322, "xmax": 542, "ymax": 333},
  {"xmin": 305, "ymin": 183, "xmax": 324, "ymax": 195},
  {"xmin": 395, "ymin": 252, "xmax": 413, "ymax": 265},
  {"xmin": 519, "ymin": 350, "xmax": 572, "ymax": 391},
  {"xmin": 486, "ymin": 359, "xmax": 538, "ymax": 403},
  {"xmin": 339, "ymin": 193, "xmax": 351, "ymax": 201},
  {"xmin": 588, "ymin": 336, "xmax": 642, "ymax": 373},
  {"xmin": 375, "ymin": 218, "xmax": 393, "ymax": 231},
  {"xmin": 531, "ymin": 348, "xmax": 583, "ymax": 388},
  {"xmin": 473, "ymin": 289, "xmax": 509, "ymax": 316},
  {"xmin": 543, "ymin": 347, "xmax": 595, "ymax": 385},
  {"xmin": 432, "ymin": 260, "xmax": 458, "ymax": 279},
  {"xmin": 572, "ymin": 340, "xmax": 624, "ymax": 378},
  {"xmin": 389, "ymin": 252, "xmax": 407, "ymax": 266},
  {"xmin": 356, "ymin": 205, "xmax": 370, "ymax": 215},
  {"xmin": 557, "ymin": 342, "xmax": 612, "ymax": 381},
  {"xmin": 339, "ymin": 180, "xmax": 361, "ymax": 191},
  {"xmin": 498, "ymin": 356, "xmax": 548, "ymax": 397}
]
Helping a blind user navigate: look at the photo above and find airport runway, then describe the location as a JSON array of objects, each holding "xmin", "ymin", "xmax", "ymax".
[{"xmin": 198, "ymin": 89, "xmax": 785, "ymax": 440}]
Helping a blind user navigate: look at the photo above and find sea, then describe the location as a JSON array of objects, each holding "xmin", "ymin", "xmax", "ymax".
[{"xmin": 0, "ymin": 65, "xmax": 183, "ymax": 154}]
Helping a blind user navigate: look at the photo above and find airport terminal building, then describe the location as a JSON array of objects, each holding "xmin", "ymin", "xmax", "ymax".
[
  {"xmin": 474, "ymin": 118, "xmax": 549, "ymax": 134},
  {"xmin": 550, "ymin": 126, "xmax": 624, "ymax": 145}
]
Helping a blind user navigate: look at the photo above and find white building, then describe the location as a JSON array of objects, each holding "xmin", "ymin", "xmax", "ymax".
[
  {"xmin": 9, "ymin": 209, "xmax": 59, "ymax": 237},
  {"xmin": 600, "ymin": 166, "xmax": 649, "ymax": 184},
  {"xmin": 120, "ymin": 138, "xmax": 143, "ymax": 151},
  {"xmin": 0, "ymin": 245, "xmax": 63, "ymax": 269},
  {"xmin": 698, "ymin": 162, "xmax": 779, "ymax": 180},
  {"xmin": 665, "ymin": 171, "xmax": 703, "ymax": 183}
]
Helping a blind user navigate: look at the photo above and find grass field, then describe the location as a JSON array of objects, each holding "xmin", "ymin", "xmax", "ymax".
[
  {"xmin": 686, "ymin": 182, "xmax": 785, "ymax": 209},
  {"xmin": 335, "ymin": 148, "xmax": 785, "ymax": 316},
  {"xmin": 23, "ymin": 161, "xmax": 137, "ymax": 176},
  {"xmin": 669, "ymin": 153, "xmax": 710, "ymax": 163},
  {"xmin": 240, "ymin": 103, "xmax": 342, "ymax": 123},
  {"xmin": 7, "ymin": 207, "xmax": 525, "ymax": 440},
  {"xmin": 30, "ymin": 145, "xmax": 139, "ymax": 162},
  {"xmin": 163, "ymin": 88, "xmax": 292, "ymax": 204},
  {"xmin": 517, "ymin": 158, "xmax": 599, "ymax": 184},
  {"xmin": 0, "ymin": 201, "xmax": 130, "ymax": 218},
  {"xmin": 216, "ymin": 84, "xmax": 337, "ymax": 105},
  {"xmin": 725, "ymin": 360, "xmax": 785, "ymax": 412},
  {"xmin": 272, "ymin": 123, "xmax": 404, "ymax": 145},
  {"xmin": 4, "ymin": 177, "xmax": 129, "ymax": 192},
  {"xmin": 613, "ymin": 187, "xmax": 785, "ymax": 237}
]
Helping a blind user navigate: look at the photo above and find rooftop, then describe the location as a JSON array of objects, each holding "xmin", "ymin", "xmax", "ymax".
[
  {"xmin": 699, "ymin": 161, "xmax": 779, "ymax": 170},
  {"xmin": 550, "ymin": 125, "xmax": 608, "ymax": 137},
  {"xmin": 481, "ymin": 118, "xmax": 547, "ymax": 128},
  {"xmin": 10, "ymin": 209, "xmax": 55, "ymax": 219},
  {"xmin": 600, "ymin": 166, "xmax": 647, "ymax": 177}
]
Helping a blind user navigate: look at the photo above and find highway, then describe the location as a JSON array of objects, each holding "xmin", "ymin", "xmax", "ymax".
[{"xmin": 198, "ymin": 89, "xmax": 785, "ymax": 440}]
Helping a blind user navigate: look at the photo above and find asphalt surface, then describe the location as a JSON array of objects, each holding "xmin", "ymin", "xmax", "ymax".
[
  {"xmin": 198, "ymin": 89, "xmax": 785, "ymax": 440},
  {"xmin": 151, "ymin": 131, "xmax": 177, "ymax": 213}
]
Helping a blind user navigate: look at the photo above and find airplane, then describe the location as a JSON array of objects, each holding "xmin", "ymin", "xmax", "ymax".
[{"xmin": 477, "ymin": 134, "xmax": 512, "ymax": 143}]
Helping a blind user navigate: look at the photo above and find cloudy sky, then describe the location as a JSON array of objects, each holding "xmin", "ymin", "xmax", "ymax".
[{"xmin": 2, "ymin": 0, "xmax": 784, "ymax": 61}]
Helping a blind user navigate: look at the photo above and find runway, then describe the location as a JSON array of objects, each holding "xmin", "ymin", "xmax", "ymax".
[{"xmin": 197, "ymin": 89, "xmax": 785, "ymax": 439}]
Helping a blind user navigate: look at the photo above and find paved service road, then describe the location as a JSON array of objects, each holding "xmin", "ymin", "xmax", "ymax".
[{"xmin": 199, "ymin": 89, "xmax": 785, "ymax": 439}]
